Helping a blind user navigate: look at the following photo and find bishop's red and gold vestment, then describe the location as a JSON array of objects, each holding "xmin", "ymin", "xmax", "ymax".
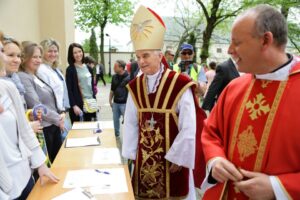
[{"xmin": 126, "ymin": 68, "xmax": 205, "ymax": 199}]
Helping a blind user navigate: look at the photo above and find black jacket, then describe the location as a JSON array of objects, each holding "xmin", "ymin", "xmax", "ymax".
[
  {"xmin": 202, "ymin": 58, "xmax": 240, "ymax": 111},
  {"xmin": 111, "ymin": 71, "xmax": 130, "ymax": 104}
]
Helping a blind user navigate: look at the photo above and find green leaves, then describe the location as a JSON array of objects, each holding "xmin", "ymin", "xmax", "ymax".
[{"xmin": 74, "ymin": 0, "xmax": 134, "ymax": 31}]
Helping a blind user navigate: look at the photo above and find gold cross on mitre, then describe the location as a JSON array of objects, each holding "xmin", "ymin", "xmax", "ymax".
[{"xmin": 130, "ymin": 5, "xmax": 166, "ymax": 51}]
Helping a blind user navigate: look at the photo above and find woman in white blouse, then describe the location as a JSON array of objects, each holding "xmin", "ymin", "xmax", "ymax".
[{"xmin": 0, "ymin": 33, "xmax": 59, "ymax": 200}]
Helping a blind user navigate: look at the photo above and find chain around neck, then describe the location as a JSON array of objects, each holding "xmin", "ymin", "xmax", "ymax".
[{"xmin": 146, "ymin": 67, "xmax": 163, "ymax": 94}]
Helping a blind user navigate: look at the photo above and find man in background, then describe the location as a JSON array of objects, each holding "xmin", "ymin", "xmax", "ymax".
[
  {"xmin": 202, "ymin": 58, "xmax": 239, "ymax": 111},
  {"xmin": 109, "ymin": 60, "xmax": 130, "ymax": 138},
  {"xmin": 164, "ymin": 49, "xmax": 175, "ymax": 70},
  {"xmin": 173, "ymin": 43, "xmax": 207, "ymax": 97}
]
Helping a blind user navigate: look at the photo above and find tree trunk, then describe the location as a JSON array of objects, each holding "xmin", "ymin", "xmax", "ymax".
[
  {"xmin": 99, "ymin": 27, "xmax": 105, "ymax": 74},
  {"xmin": 200, "ymin": 22, "xmax": 214, "ymax": 64},
  {"xmin": 174, "ymin": 31, "xmax": 190, "ymax": 63}
]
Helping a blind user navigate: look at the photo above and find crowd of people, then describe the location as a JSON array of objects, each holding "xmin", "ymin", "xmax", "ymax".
[{"xmin": 1, "ymin": 3, "xmax": 299, "ymax": 200}]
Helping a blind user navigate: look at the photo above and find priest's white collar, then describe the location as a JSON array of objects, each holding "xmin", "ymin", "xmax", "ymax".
[{"xmin": 255, "ymin": 54, "xmax": 293, "ymax": 81}]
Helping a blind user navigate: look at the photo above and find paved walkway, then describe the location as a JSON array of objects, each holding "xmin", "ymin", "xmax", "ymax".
[
  {"xmin": 96, "ymin": 83, "xmax": 113, "ymax": 121},
  {"xmin": 96, "ymin": 83, "xmax": 126, "ymax": 163}
]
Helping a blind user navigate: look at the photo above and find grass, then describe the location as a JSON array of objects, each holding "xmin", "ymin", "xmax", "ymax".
[{"xmin": 104, "ymin": 74, "xmax": 112, "ymax": 84}]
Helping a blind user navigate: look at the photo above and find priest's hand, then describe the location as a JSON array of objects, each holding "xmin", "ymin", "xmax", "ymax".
[
  {"xmin": 234, "ymin": 169, "xmax": 275, "ymax": 200},
  {"xmin": 212, "ymin": 158, "xmax": 243, "ymax": 183},
  {"xmin": 169, "ymin": 163, "xmax": 182, "ymax": 173}
]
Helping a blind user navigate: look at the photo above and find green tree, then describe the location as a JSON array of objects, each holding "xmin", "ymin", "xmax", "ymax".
[
  {"xmin": 89, "ymin": 28, "xmax": 99, "ymax": 62},
  {"xmin": 75, "ymin": 0, "xmax": 134, "ymax": 74},
  {"xmin": 242, "ymin": 0, "xmax": 300, "ymax": 53},
  {"xmin": 187, "ymin": 32, "xmax": 197, "ymax": 63},
  {"xmin": 172, "ymin": 0, "xmax": 203, "ymax": 63},
  {"xmin": 82, "ymin": 38, "xmax": 90, "ymax": 53},
  {"xmin": 196, "ymin": 0, "xmax": 243, "ymax": 64}
]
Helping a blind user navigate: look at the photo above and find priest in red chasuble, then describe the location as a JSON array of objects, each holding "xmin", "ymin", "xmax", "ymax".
[
  {"xmin": 201, "ymin": 4, "xmax": 300, "ymax": 200},
  {"xmin": 122, "ymin": 5, "xmax": 206, "ymax": 200}
]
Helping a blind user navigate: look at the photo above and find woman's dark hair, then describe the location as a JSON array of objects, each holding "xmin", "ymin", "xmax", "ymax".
[
  {"xmin": 85, "ymin": 55, "xmax": 97, "ymax": 65},
  {"xmin": 67, "ymin": 43, "xmax": 85, "ymax": 65}
]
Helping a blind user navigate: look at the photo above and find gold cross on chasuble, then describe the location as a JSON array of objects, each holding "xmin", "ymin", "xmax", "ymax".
[{"xmin": 146, "ymin": 114, "xmax": 157, "ymax": 131}]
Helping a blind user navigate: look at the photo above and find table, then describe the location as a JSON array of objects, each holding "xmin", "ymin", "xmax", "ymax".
[
  {"xmin": 52, "ymin": 129, "xmax": 117, "ymax": 168},
  {"xmin": 27, "ymin": 122, "xmax": 134, "ymax": 200},
  {"xmin": 27, "ymin": 166, "xmax": 134, "ymax": 200}
]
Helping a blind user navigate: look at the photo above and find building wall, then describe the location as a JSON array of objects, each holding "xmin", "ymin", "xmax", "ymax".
[
  {"xmin": 0, "ymin": 0, "xmax": 41, "ymax": 40},
  {"xmin": 102, "ymin": 52, "xmax": 135, "ymax": 75},
  {"xmin": 0, "ymin": 0, "xmax": 75, "ymax": 71}
]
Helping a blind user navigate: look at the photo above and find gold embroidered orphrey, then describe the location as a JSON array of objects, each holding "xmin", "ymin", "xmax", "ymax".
[
  {"xmin": 237, "ymin": 126, "xmax": 258, "ymax": 161},
  {"xmin": 139, "ymin": 119, "xmax": 165, "ymax": 198},
  {"xmin": 261, "ymin": 80, "xmax": 272, "ymax": 88},
  {"xmin": 131, "ymin": 19, "xmax": 154, "ymax": 41},
  {"xmin": 245, "ymin": 93, "xmax": 270, "ymax": 120}
]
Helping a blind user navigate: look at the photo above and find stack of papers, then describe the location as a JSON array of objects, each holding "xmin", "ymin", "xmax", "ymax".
[
  {"xmin": 92, "ymin": 148, "xmax": 121, "ymax": 164},
  {"xmin": 65, "ymin": 136, "xmax": 100, "ymax": 148},
  {"xmin": 63, "ymin": 168, "xmax": 128, "ymax": 194}
]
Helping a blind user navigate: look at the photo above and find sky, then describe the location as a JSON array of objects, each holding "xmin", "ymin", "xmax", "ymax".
[{"xmin": 74, "ymin": 0, "xmax": 179, "ymax": 51}]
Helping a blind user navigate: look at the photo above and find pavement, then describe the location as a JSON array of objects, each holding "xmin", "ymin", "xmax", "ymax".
[
  {"xmin": 96, "ymin": 83, "xmax": 113, "ymax": 121},
  {"xmin": 95, "ymin": 83, "xmax": 127, "ymax": 164}
]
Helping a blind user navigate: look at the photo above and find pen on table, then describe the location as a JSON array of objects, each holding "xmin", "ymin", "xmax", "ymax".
[
  {"xmin": 94, "ymin": 122, "xmax": 102, "ymax": 133},
  {"xmin": 82, "ymin": 189, "xmax": 94, "ymax": 199},
  {"xmin": 95, "ymin": 169, "xmax": 110, "ymax": 175}
]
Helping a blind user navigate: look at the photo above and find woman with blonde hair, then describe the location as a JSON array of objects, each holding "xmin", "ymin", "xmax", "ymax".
[
  {"xmin": 0, "ymin": 33, "xmax": 59, "ymax": 200},
  {"xmin": 2, "ymin": 38, "xmax": 26, "ymax": 100},
  {"xmin": 18, "ymin": 42, "xmax": 63, "ymax": 163},
  {"xmin": 38, "ymin": 39, "xmax": 70, "ymax": 140},
  {"xmin": 38, "ymin": 39, "xmax": 70, "ymax": 113}
]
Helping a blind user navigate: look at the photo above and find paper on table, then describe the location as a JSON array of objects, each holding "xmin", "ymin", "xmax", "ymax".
[
  {"xmin": 72, "ymin": 122, "xmax": 99, "ymax": 130},
  {"xmin": 51, "ymin": 188, "xmax": 95, "ymax": 200},
  {"xmin": 90, "ymin": 168, "xmax": 128, "ymax": 194},
  {"xmin": 65, "ymin": 136, "xmax": 100, "ymax": 148},
  {"xmin": 98, "ymin": 121, "xmax": 113, "ymax": 129},
  {"xmin": 63, "ymin": 168, "xmax": 128, "ymax": 194},
  {"xmin": 72, "ymin": 121, "xmax": 114, "ymax": 130},
  {"xmin": 92, "ymin": 148, "xmax": 121, "ymax": 164}
]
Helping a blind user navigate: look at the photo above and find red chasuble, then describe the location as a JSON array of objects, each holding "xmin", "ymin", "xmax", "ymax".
[
  {"xmin": 127, "ymin": 68, "xmax": 205, "ymax": 199},
  {"xmin": 202, "ymin": 59, "xmax": 300, "ymax": 199}
]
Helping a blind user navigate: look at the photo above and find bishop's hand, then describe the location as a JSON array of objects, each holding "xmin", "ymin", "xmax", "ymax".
[{"xmin": 169, "ymin": 163, "xmax": 182, "ymax": 173}]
